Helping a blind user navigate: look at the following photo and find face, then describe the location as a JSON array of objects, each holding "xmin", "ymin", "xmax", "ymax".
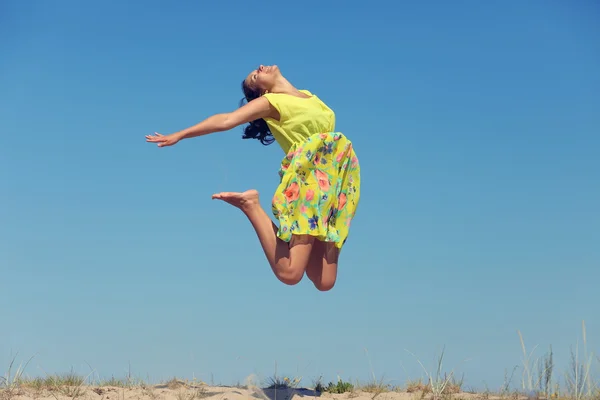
[{"xmin": 245, "ymin": 65, "xmax": 280, "ymax": 94}]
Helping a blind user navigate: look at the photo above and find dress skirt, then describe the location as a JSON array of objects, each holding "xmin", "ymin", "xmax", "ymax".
[{"xmin": 271, "ymin": 132, "xmax": 360, "ymax": 249}]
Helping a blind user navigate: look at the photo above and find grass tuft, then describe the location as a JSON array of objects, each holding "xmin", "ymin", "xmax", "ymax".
[
  {"xmin": 324, "ymin": 377, "xmax": 354, "ymax": 394},
  {"xmin": 0, "ymin": 353, "xmax": 36, "ymax": 400},
  {"xmin": 405, "ymin": 346, "xmax": 465, "ymax": 400}
]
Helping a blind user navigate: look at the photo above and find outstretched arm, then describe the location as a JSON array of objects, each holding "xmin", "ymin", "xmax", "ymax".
[{"xmin": 146, "ymin": 96, "xmax": 277, "ymax": 147}]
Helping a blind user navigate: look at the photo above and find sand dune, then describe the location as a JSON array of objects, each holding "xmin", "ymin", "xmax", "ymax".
[{"xmin": 3, "ymin": 381, "xmax": 509, "ymax": 400}]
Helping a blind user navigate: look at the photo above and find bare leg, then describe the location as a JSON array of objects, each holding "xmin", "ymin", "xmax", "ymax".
[
  {"xmin": 212, "ymin": 189, "xmax": 314, "ymax": 285},
  {"xmin": 305, "ymin": 240, "xmax": 340, "ymax": 291}
]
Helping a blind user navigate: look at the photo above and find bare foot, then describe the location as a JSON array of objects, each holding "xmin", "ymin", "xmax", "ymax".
[{"xmin": 211, "ymin": 189, "xmax": 261, "ymax": 213}]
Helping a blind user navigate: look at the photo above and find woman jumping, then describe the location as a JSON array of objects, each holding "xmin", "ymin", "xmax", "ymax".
[{"xmin": 146, "ymin": 65, "xmax": 360, "ymax": 291}]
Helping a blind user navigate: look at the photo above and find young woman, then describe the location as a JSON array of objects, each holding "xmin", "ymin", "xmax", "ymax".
[{"xmin": 146, "ymin": 65, "xmax": 360, "ymax": 291}]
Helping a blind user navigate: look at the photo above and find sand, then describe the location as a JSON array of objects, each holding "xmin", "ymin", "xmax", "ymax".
[{"xmin": 1, "ymin": 380, "xmax": 506, "ymax": 400}]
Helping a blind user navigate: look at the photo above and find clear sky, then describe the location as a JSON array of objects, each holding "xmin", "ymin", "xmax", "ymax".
[{"xmin": 1, "ymin": 0, "xmax": 599, "ymax": 391}]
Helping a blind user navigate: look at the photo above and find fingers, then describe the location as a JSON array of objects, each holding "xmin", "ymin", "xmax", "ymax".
[
  {"xmin": 145, "ymin": 132, "xmax": 164, "ymax": 142},
  {"xmin": 146, "ymin": 132, "xmax": 175, "ymax": 147}
]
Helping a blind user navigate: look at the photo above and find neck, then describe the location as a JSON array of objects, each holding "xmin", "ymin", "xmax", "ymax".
[{"xmin": 269, "ymin": 76, "xmax": 299, "ymax": 95}]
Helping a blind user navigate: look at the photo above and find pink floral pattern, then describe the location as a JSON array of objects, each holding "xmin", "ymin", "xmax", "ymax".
[{"xmin": 271, "ymin": 132, "xmax": 360, "ymax": 249}]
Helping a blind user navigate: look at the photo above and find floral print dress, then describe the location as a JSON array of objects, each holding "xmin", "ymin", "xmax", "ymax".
[
  {"xmin": 271, "ymin": 132, "xmax": 360, "ymax": 249},
  {"xmin": 263, "ymin": 90, "xmax": 360, "ymax": 250}
]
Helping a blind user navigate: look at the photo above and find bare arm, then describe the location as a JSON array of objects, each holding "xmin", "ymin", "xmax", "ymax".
[
  {"xmin": 146, "ymin": 96, "xmax": 278, "ymax": 147},
  {"xmin": 177, "ymin": 96, "xmax": 277, "ymax": 140}
]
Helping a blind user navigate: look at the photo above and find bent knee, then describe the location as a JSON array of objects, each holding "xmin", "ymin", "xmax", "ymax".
[
  {"xmin": 314, "ymin": 277, "xmax": 336, "ymax": 291},
  {"xmin": 277, "ymin": 270, "xmax": 304, "ymax": 286}
]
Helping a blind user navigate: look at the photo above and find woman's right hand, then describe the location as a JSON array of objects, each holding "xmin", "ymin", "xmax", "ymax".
[{"xmin": 145, "ymin": 132, "xmax": 181, "ymax": 147}]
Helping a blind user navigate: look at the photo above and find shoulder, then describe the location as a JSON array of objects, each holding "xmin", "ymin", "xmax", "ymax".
[
  {"xmin": 265, "ymin": 89, "xmax": 313, "ymax": 100},
  {"xmin": 262, "ymin": 92, "xmax": 292, "ymax": 119},
  {"xmin": 262, "ymin": 89, "xmax": 315, "ymax": 117},
  {"xmin": 222, "ymin": 96, "xmax": 278, "ymax": 129}
]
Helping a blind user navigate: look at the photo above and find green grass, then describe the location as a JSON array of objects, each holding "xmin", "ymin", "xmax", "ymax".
[{"xmin": 323, "ymin": 378, "xmax": 355, "ymax": 394}]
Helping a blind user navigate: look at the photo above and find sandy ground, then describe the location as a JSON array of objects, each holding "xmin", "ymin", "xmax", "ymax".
[{"xmin": 3, "ymin": 382, "xmax": 511, "ymax": 400}]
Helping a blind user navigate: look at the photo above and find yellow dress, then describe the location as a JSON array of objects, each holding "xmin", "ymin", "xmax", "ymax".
[{"xmin": 262, "ymin": 90, "xmax": 360, "ymax": 249}]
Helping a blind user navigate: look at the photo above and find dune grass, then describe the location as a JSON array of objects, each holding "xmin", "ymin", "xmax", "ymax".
[{"xmin": 2, "ymin": 321, "xmax": 598, "ymax": 400}]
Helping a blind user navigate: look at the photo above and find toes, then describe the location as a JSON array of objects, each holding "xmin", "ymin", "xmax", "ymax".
[
  {"xmin": 216, "ymin": 192, "xmax": 240, "ymax": 198},
  {"xmin": 212, "ymin": 192, "xmax": 237, "ymax": 200}
]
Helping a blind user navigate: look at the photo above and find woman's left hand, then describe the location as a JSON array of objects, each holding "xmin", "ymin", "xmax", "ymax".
[{"xmin": 145, "ymin": 132, "xmax": 181, "ymax": 147}]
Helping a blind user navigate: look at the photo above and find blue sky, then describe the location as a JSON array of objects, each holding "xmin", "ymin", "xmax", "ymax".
[{"xmin": 1, "ymin": 0, "xmax": 599, "ymax": 391}]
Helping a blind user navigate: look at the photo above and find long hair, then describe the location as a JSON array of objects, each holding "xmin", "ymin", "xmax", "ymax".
[{"xmin": 240, "ymin": 79, "xmax": 275, "ymax": 146}]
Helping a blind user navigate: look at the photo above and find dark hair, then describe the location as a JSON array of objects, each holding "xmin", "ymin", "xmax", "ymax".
[{"xmin": 240, "ymin": 79, "xmax": 275, "ymax": 146}]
